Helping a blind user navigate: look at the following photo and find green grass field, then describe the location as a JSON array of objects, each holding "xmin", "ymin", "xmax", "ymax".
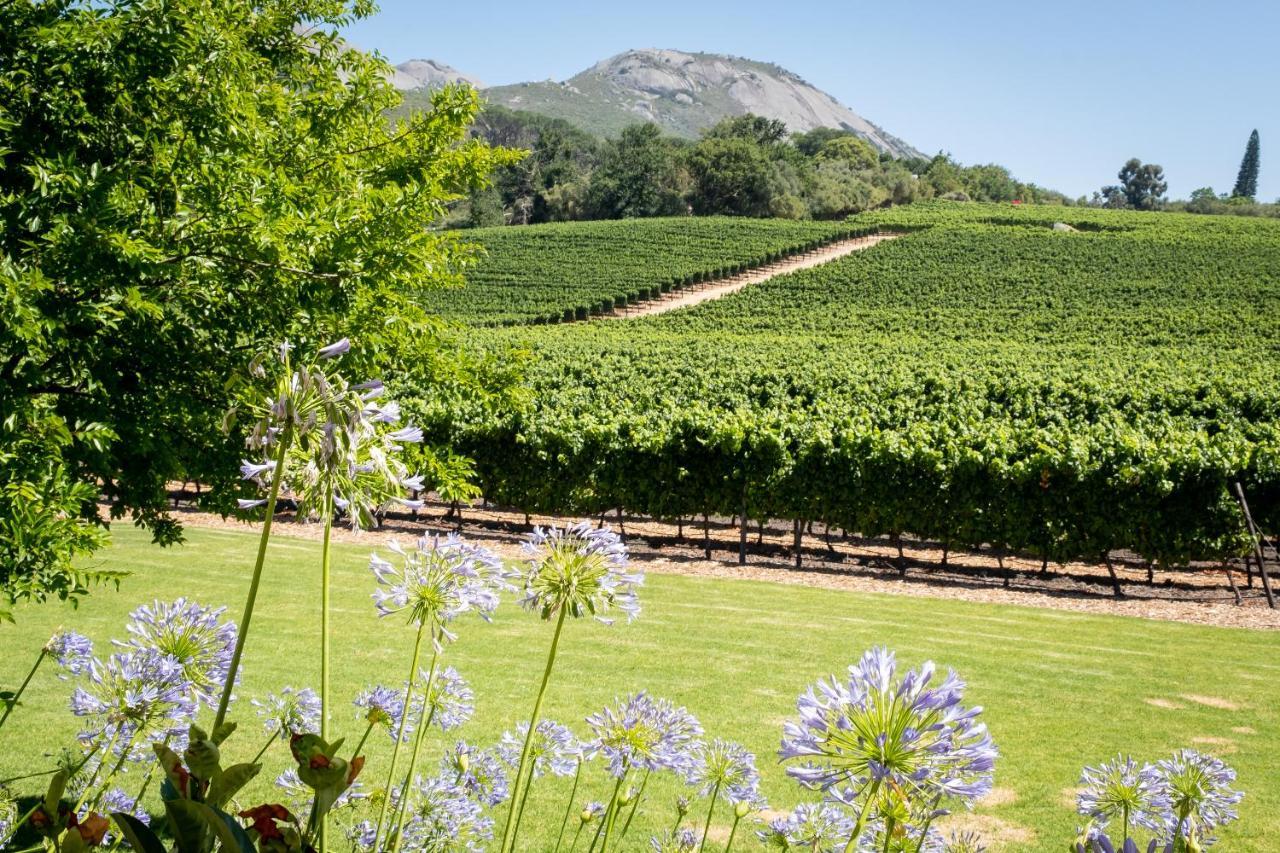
[{"xmin": 3, "ymin": 526, "xmax": 1278, "ymax": 851}]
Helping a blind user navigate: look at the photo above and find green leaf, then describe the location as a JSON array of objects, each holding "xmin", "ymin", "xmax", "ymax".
[
  {"xmin": 207, "ymin": 763, "xmax": 261, "ymax": 810},
  {"xmin": 165, "ymin": 799, "xmax": 209, "ymax": 853},
  {"xmin": 193, "ymin": 802, "xmax": 255, "ymax": 853},
  {"xmin": 110, "ymin": 812, "xmax": 168, "ymax": 853}
]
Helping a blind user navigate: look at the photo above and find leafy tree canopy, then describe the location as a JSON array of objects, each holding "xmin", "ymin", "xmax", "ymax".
[{"xmin": 0, "ymin": 0, "xmax": 516, "ymax": 613}]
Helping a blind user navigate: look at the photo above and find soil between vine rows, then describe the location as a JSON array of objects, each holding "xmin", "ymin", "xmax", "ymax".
[{"xmin": 163, "ymin": 495, "xmax": 1280, "ymax": 630}]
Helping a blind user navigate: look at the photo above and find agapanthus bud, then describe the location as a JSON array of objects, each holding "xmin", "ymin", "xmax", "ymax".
[{"xmin": 317, "ymin": 338, "xmax": 350, "ymax": 359}]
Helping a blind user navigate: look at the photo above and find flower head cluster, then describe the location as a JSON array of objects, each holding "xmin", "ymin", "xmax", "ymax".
[
  {"xmin": 353, "ymin": 773, "xmax": 494, "ymax": 851},
  {"xmin": 758, "ymin": 803, "xmax": 855, "ymax": 851},
  {"xmin": 252, "ymin": 687, "xmax": 322, "ymax": 739},
  {"xmin": 650, "ymin": 827, "xmax": 699, "ymax": 852},
  {"xmin": 46, "ymin": 630, "xmax": 94, "ymax": 677},
  {"xmin": 70, "ymin": 647, "xmax": 197, "ymax": 752},
  {"xmin": 1155, "ymin": 749, "xmax": 1242, "ymax": 845},
  {"xmin": 354, "ymin": 685, "xmax": 413, "ymax": 742},
  {"xmin": 520, "ymin": 523, "xmax": 642, "ymax": 624},
  {"xmin": 498, "ymin": 719, "xmax": 580, "ymax": 779},
  {"xmin": 942, "ymin": 830, "xmax": 988, "ymax": 852},
  {"xmin": 370, "ymin": 534, "xmax": 513, "ymax": 642},
  {"xmin": 238, "ymin": 339, "xmax": 424, "ymax": 528},
  {"xmin": 586, "ymin": 692, "xmax": 703, "ymax": 778},
  {"xmin": 118, "ymin": 598, "xmax": 237, "ymax": 708},
  {"xmin": 780, "ymin": 647, "xmax": 996, "ymax": 815},
  {"xmin": 424, "ymin": 666, "xmax": 475, "ymax": 732},
  {"xmin": 1078, "ymin": 756, "xmax": 1171, "ymax": 835},
  {"xmin": 688, "ymin": 739, "xmax": 762, "ymax": 805},
  {"xmin": 441, "ymin": 741, "xmax": 510, "ymax": 807}
]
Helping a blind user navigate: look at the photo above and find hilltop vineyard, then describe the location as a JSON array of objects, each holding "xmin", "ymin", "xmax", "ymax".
[
  {"xmin": 416, "ymin": 203, "xmax": 1280, "ymax": 569},
  {"xmin": 421, "ymin": 217, "xmax": 876, "ymax": 325}
]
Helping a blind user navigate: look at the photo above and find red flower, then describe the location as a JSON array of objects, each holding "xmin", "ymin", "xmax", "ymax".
[
  {"xmin": 308, "ymin": 753, "xmax": 331, "ymax": 770},
  {"xmin": 71, "ymin": 813, "xmax": 111, "ymax": 846},
  {"xmin": 239, "ymin": 804, "xmax": 294, "ymax": 841}
]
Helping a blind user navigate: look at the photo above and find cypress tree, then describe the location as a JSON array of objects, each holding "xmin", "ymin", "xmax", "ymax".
[{"xmin": 1232, "ymin": 129, "xmax": 1260, "ymax": 199}]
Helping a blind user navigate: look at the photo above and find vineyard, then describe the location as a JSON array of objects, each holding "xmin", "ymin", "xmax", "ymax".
[
  {"xmin": 419, "ymin": 202, "xmax": 1280, "ymax": 575},
  {"xmin": 421, "ymin": 216, "xmax": 876, "ymax": 324}
]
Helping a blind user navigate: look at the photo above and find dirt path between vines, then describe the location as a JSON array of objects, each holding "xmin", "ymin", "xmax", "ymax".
[
  {"xmin": 168, "ymin": 499, "xmax": 1280, "ymax": 631},
  {"xmin": 603, "ymin": 232, "xmax": 901, "ymax": 319}
]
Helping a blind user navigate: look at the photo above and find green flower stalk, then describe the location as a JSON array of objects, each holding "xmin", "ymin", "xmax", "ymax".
[{"xmin": 501, "ymin": 523, "xmax": 641, "ymax": 853}]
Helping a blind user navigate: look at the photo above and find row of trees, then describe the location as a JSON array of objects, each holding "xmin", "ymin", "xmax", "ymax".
[
  {"xmin": 450, "ymin": 109, "xmax": 1071, "ymax": 226},
  {"xmin": 1093, "ymin": 130, "xmax": 1272, "ymax": 215}
]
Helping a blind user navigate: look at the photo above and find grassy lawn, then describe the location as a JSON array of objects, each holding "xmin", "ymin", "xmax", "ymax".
[{"xmin": 3, "ymin": 525, "xmax": 1278, "ymax": 851}]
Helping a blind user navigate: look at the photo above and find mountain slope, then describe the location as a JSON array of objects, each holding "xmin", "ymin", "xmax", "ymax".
[{"xmin": 392, "ymin": 48, "xmax": 920, "ymax": 158}]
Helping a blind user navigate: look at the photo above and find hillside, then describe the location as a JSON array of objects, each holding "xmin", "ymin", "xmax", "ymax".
[{"xmin": 392, "ymin": 48, "xmax": 921, "ymax": 157}]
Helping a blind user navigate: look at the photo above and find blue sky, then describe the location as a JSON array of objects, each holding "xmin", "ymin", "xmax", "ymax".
[{"xmin": 344, "ymin": 1, "xmax": 1279, "ymax": 200}]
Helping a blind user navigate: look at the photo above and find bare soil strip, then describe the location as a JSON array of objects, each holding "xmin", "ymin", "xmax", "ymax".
[
  {"xmin": 168, "ymin": 497, "xmax": 1280, "ymax": 631},
  {"xmin": 602, "ymin": 232, "xmax": 901, "ymax": 320}
]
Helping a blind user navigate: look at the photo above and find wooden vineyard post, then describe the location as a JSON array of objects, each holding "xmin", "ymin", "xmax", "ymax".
[
  {"xmin": 739, "ymin": 493, "xmax": 748, "ymax": 566},
  {"xmin": 1232, "ymin": 482, "xmax": 1276, "ymax": 608},
  {"xmin": 1102, "ymin": 552, "xmax": 1124, "ymax": 598},
  {"xmin": 703, "ymin": 513, "xmax": 711, "ymax": 560},
  {"xmin": 1223, "ymin": 562, "xmax": 1243, "ymax": 606},
  {"xmin": 793, "ymin": 519, "xmax": 803, "ymax": 569}
]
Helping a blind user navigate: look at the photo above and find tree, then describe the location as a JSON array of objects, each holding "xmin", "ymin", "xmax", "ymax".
[
  {"xmin": 1231, "ymin": 129, "xmax": 1260, "ymax": 200},
  {"xmin": 703, "ymin": 114, "xmax": 789, "ymax": 147},
  {"xmin": 0, "ymin": 0, "xmax": 515, "ymax": 612},
  {"xmin": 684, "ymin": 137, "xmax": 775, "ymax": 216},
  {"xmin": 585, "ymin": 123, "xmax": 685, "ymax": 219},
  {"xmin": 1101, "ymin": 158, "xmax": 1167, "ymax": 210}
]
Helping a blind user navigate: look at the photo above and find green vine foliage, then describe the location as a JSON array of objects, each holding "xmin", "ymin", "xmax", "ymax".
[{"xmin": 435, "ymin": 203, "xmax": 1280, "ymax": 567}]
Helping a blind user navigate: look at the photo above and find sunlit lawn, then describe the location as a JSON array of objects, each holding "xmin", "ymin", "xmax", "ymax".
[{"xmin": 3, "ymin": 525, "xmax": 1279, "ymax": 851}]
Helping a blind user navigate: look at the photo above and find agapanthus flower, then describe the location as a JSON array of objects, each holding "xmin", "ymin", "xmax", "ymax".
[
  {"xmin": 758, "ymin": 803, "xmax": 856, "ymax": 852},
  {"xmin": 370, "ymin": 534, "xmax": 513, "ymax": 644},
  {"xmin": 650, "ymin": 827, "xmax": 699, "ymax": 852},
  {"xmin": 0, "ymin": 788, "xmax": 17, "ymax": 848},
  {"xmin": 45, "ymin": 630, "xmax": 94, "ymax": 677},
  {"xmin": 440, "ymin": 741, "xmax": 509, "ymax": 807},
  {"xmin": 354, "ymin": 685, "xmax": 413, "ymax": 742},
  {"xmin": 943, "ymin": 830, "xmax": 988, "ymax": 852},
  {"xmin": 387, "ymin": 773, "xmax": 494, "ymax": 851},
  {"xmin": 91, "ymin": 787, "xmax": 150, "ymax": 844},
  {"xmin": 70, "ymin": 648, "xmax": 197, "ymax": 750},
  {"xmin": 252, "ymin": 687, "xmax": 321, "ymax": 739},
  {"xmin": 1078, "ymin": 756, "xmax": 1172, "ymax": 836},
  {"xmin": 318, "ymin": 338, "xmax": 351, "ymax": 359},
  {"xmin": 689, "ymin": 739, "xmax": 761, "ymax": 805},
  {"xmin": 117, "ymin": 598, "xmax": 237, "ymax": 707},
  {"xmin": 498, "ymin": 720, "xmax": 580, "ymax": 779},
  {"xmin": 1073, "ymin": 834, "xmax": 1170, "ymax": 853},
  {"xmin": 586, "ymin": 692, "xmax": 703, "ymax": 778},
  {"xmin": 780, "ymin": 647, "xmax": 996, "ymax": 816},
  {"xmin": 423, "ymin": 666, "xmax": 475, "ymax": 732},
  {"xmin": 580, "ymin": 801, "xmax": 606, "ymax": 823},
  {"xmin": 520, "ymin": 522, "xmax": 642, "ymax": 624},
  {"xmin": 1154, "ymin": 750, "xmax": 1242, "ymax": 846}
]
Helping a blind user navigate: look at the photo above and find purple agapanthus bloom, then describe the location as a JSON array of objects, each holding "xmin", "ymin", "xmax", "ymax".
[
  {"xmin": 252, "ymin": 687, "xmax": 321, "ymax": 738},
  {"xmin": 1078, "ymin": 756, "xmax": 1172, "ymax": 836},
  {"xmin": 370, "ymin": 535, "xmax": 514, "ymax": 644},
  {"xmin": 520, "ymin": 522, "xmax": 642, "ymax": 624},
  {"xmin": 1154, "ymin": 750, "xmax": 1242, "ymax": 846},
  {"xmin": 424, "ymin": 667, "xmax": 474, "ymax": 732},
  {"xmin": 354, "ymin": 685, "xmax": 414, "ymax": 742},
  {"xmin": 45, "ymin": 630, "xmax": 94, "ymax": 677},
  {"xmin": 498, "ymin": 720, "xmax": 580, "ymax": 779},
  {"xmin": 441, "ymin": 741, "xmax": 509, "ymax": 807},
  {"xmin": 650, "ymin": 827, "xmax": 699, "ymax": 852},
  {"xmin": 117, "ymin": 598, "xmax": 237, "ymax": 708},
  {"xmin": 391, "ymin": 773, "xmax": 494, "ymax": 850},
  {"xmin": 757, "ymin": 803, "xmax": 856, "ymax": 852},
  {"xmin": 317, "ymin": 338, "xmax": 351, "ymax": 359},
  {"xmin": 586, "ymin": 692, "xmax": 703, "ymax": 778},
  {"xmin": 688, "ymin": 739, "xmax": 761, "ymax": 806},
  {"xmin": 70, "ymin": 648, "xmax": 197, "ymax": 751},
  {"xmin": 779, "ymin": 647, "xmax": 996, "ymax": 814}
]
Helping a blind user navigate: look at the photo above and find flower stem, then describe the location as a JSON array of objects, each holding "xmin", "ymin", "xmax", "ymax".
[
  {"xmin": 725, "ymin": 813, "xmax": 742, "ymax": 852},
  {"xmin": 698, "ymin": 781, "xmax": 721, "ymax": 852},
  {"xmin": 389, "ymin": 641, "xmax": 443, "ymax": 853},
  {"xmin": 371, "ymin": 619, "xmax": 429, "ymax": 852},
  {"xmin": 553, "ymin": 759, "xmax": 583, "ymax": 853},
  {"xmin": 618, "ymin": 768, "xmax": 651, "ymax": 840},
  {"xmin": 511, "ymin": 761, "xmax": 537, "ymax": 843},
  {"xmin": 597, "ymin": 771, "xmax": 628, "ymax": 853},
  {"xmin": 252, "ymin": 728, "xmax": 282, "ymax": 765},
  {"xmin": 351, "ymin": 721, "xmax": 376, "ymax": 762},
  {"xmin": 569, "ymin": 820, "xmax": 585, "ymax": 853},
  {"xmin": 214, "ymin": 421, "xmax": 294, "ymax": 730},
  {"xmin": 500, "ymin": 605, "xmax": 569, "ymax": 853},
  {"xmin": 842, "ymin": 780, "xmax": 881, "ymax": 853},
  {"xmin": 0, "ymin": 649, "xmax": 46, "ymax": 735},
  {"xmin": 881, "ymin": 815, "xmax": 896, "ymax": 853},
  {"xmin": 317, "ymin": 485, "xmax": 336, "ymax": 853}
]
